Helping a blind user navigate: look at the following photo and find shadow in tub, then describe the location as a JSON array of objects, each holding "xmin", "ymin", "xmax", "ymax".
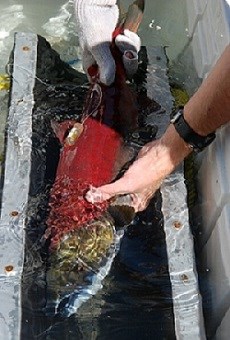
[{"xmin": 19, "ymin": 36, "xmax": 176, "ymax": 339}]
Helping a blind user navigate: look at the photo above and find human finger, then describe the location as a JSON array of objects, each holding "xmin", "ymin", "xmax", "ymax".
[
  {"xmin": 85, "ymin": 176, "xmax": 133, "ymax": 203},
  {"xmin": 115, "ymin": 29, "xmax": 141, "ymax": 53}
]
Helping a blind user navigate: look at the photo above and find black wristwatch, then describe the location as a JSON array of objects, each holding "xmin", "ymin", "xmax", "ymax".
[{"xmin": 170, "ymin": 108, "xmax": 216, "ymax": 152}]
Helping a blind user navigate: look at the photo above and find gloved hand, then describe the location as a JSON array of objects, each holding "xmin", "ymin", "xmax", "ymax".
[
  {"xmin": 115, "ymin": 29, "xmax": 141, "ymax": 78},
  {"xmin": 74, "ymin": 0, "xmax": 141, "ymax": 85}
]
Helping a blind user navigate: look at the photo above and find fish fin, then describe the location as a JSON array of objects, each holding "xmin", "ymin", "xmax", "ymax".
[
  {"xmin": 117, "ymin": 0, "xmax": 127, "ymax": 27},
  {"xmin": 109, "ymin": 195, "xmax": 135, "ymax": 228},
  {"xmin": 114, "ymin": 0, "xmax": 145, "ymax": 39},
  {"xmin": 123, "ymin": 0, "xmax": 145, "ymax": 33}
]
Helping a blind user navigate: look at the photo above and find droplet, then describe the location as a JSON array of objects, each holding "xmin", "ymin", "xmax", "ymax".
[{"xmin": 149, "ymin": 20, "xmax": 155, "ymax": 29}]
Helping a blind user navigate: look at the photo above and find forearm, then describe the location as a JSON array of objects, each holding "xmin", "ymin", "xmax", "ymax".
[
  {"xmin": 184, "ymin": 44, "xmax": 230, "ymax": 136},
  {"xmin": 159, "ymin": 125, "xmax": 191, "ymax": 173},
  {"xmin": 161, "ymin": 44, "xmax": 230, "ymax": 169}
]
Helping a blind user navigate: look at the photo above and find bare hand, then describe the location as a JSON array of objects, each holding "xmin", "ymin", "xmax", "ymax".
[{"xmin": 86, "ymin": 125, "xmax": 192, "ymax": 212}]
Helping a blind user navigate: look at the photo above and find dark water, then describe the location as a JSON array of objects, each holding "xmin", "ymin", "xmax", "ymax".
[
  {"xmin": 19, "ymin": 36, "xmax": 176, "ymax": 339},
  {"xmin": 0, "ymin": 1, "xmax": 212, "ymax": 338},
  {"xmin": 22, "ymin": 205, "xmax": 175, "ymax": 339},
  {"xmin": 22, "ymin": 196, "xmax": 175, "ymax": 340}
]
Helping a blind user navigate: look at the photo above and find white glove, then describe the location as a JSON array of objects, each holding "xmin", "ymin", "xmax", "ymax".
[
  {"xmin": 115, "ymin": 29, "xmax": 141, "ymax": 78},
  {"xmin": 74, "ymin": 0, "xmax": 141, "ymax": 85}
]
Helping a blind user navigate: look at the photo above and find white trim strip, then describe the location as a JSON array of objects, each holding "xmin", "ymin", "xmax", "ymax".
[{"xmin": 0, "ymin": 32, "xmax": 37, "ymax": 340}]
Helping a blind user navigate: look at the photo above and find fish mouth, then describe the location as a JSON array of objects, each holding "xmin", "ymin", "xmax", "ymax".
[{"xmin": 45, "ymin": 213, "xmax": 122, "ymax": 316}]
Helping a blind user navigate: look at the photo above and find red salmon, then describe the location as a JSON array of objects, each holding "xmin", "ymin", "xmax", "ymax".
[{"xmin": 44, "ymin": 0, "xmax": 145, "ymax": 316}]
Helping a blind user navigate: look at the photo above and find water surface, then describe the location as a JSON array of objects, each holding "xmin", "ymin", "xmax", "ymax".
[{"xmin": 0, "ymin": 1, "xmax": 200, "ymax": 339}]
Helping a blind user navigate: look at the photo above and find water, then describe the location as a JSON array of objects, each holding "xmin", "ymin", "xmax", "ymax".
[
  {"xmin": 0, "ymin": 0, "xmax": 199, "ymax": 159},
  {"xmin": 0, "ymin": 1, "xmax": 202, "ymax": 339}
]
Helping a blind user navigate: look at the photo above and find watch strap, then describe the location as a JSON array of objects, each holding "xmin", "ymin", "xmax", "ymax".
[{"xmin": 171, "ymin": 109, "xmax": 216, "ymax": 152}]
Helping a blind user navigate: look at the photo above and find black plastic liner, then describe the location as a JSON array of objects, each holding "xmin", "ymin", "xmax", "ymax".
[{"xmin": 8, "ymin": 35, "xmax": 176, "ymax": 339}]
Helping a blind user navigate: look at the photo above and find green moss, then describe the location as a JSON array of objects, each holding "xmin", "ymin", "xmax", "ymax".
[
  {"xmin": 171, "ymin": 86, "xmax": 190, "ymax": 108},
  {"xmin": 0, "ymin": 74, "xmax": 10, "ymax": 91}
]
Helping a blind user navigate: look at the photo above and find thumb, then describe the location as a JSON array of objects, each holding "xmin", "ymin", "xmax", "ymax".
[
  {"xmin": 91, "ymin": 42, "xmax": 116, "ymax": 86},
  {"xmin": 85, "ymin": 177, "xmax": 132, "ymax": 203},
  {"xmin": 82, "ymin": 48, "xmax": 96, "ymax": 82}
]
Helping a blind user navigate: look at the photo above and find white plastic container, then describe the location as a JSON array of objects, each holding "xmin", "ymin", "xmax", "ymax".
[
  {"xmin": 187, "ymin": 0, "xmax": 230, "ymax": 79},
  {"xmin": 186, "ymin": 0, "xmax": 230, "ymax": 338}
]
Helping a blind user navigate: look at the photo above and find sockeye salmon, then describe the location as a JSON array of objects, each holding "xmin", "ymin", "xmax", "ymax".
[{"xmin": 44, "ymin": 0, "xmax": 145, "ymax": 316}]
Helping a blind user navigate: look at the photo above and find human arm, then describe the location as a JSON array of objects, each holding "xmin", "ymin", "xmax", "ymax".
[
  {"xmin": 183, "ymin": 45, "xmax": 230, "ymax": 136},
  {"xmin": 86, "ymin": 44, "xmax": 230, "ymax": 211}
]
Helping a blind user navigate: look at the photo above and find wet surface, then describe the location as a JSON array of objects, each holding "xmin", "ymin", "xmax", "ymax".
[
  {"xmin": 18, "ymin": 36, "xmax": 176, "ymax": 339},
  {"xmin": 22, "ymin": 200, "xmax": 175, "ymax": 339},
  {"xmin": 0, "ymin": 1, "xmax": 205, "ymax": 338},
  {"xmin": 22, "ymin": 196, "xmax": 175, "ymax": 340}
]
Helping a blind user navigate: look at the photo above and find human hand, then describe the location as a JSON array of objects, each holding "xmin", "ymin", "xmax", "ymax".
[
  {"xmin": 85, "ymin": 125, "xmax": 192, "ymax": 212},
  {"xmin": 74, "ymin": 0, "xmax": 141, "ymax": 85},
  {"xmin": 86, "ymin": 140, "xmax": 167, "ymax": 212},
  {"xmin": 115, "ymin": 29, "xmax": 141, "ymax": 78}
]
